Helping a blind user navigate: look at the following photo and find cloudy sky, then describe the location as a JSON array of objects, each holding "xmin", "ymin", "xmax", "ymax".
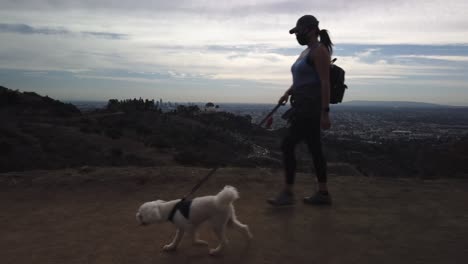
[{"xmin": 1, "ymin": 0, "xmax": 467, "ymax": 105}]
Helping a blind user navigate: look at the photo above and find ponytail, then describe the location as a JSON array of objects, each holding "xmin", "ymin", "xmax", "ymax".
[{"xmin": 319, "ymin": 29, "xmax": 333, "ymax": 55}]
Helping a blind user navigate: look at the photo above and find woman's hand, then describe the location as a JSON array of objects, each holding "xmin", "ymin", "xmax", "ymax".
[
  {"xmin": 278, "ymin": 93, "xmax": 289, "ymax": 105},
  {"xmin": 321, "ymin": 112, "xmax": 331, "ymax": 130}
]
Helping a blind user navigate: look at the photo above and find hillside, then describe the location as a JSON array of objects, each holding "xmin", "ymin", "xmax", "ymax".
[
  {"xmin": 0, "ymin": 86, "xmax": 80, "ymax": 117},
  {"xmin": 0, "ymin": 86, "xmax": 278, "ymax": 173},
  {"xmin": 1, "ymin": 86, "xmax": 466, "ymax": 179}
]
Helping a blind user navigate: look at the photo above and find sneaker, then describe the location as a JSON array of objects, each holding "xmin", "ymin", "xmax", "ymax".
[
  {"xmin": 267, "ymin": 190, "xmax": 295, "ymax": 206},
  {"xmin": 303, "ymin": 192, "xmax": 332, "ymax": 205}
]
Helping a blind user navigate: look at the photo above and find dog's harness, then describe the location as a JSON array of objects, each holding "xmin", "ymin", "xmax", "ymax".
[
  {"xmin": 166, "ymin": 167, "xmax": 217, "ymax": 223},
  {"xmin": 168, "ymin": 198, "xmax": 192, "ymax": 222}
]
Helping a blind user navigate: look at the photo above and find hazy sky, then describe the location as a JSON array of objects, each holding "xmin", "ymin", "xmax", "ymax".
[{"xmin": 1, "ymin": 0, "xmax": 468, "ymax": 105}]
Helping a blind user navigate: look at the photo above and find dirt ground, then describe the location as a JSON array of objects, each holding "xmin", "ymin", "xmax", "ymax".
[{"xmin": 1, "ymin": 166, "xmax": 468, "ymax": 264}]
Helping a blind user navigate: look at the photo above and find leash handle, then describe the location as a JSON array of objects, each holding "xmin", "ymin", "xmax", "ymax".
[{"xmin": 258, "ymin": 103, "xmax": 283, "ymax": 127}]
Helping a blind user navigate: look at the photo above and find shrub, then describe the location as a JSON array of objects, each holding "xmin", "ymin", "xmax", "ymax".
[
  {"xmin": 110, "ymin": 147, "xmax": 123, "ymax": 158},
  {"xmin": 0, "ymin": 140, "xmax": 13, "ymax": 154},
  {"xmin": 105, "ymin": 127, "xmax": 122, "ymax": 139},
  {"xmin": 80, "ymin": 125, "xmax": 92, "ymax": 134}
]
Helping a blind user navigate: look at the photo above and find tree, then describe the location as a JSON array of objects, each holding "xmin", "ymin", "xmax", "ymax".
[{"xmin": 107, "ymin": 99, "xmax": 120, "ymax": 112}]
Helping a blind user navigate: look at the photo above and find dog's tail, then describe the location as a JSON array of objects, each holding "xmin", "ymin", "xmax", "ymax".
[{"xmin": 215, "ymin": 185, "xmax": 239, "ymax": 208}]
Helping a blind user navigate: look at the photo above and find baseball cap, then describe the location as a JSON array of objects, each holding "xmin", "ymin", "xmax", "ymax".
[{"xmin": 289, "ymin": 15, "xmax": 319, "ymax": 34}]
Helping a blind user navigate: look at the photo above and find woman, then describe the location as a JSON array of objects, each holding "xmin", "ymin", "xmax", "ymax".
[{"xmin": 268, "ymin": 15, "xmax": 332, "ymax": 206}]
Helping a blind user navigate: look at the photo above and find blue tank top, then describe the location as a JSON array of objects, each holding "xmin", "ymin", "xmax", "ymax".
[{"xmin": 291, "ymin": 46, "xmax": 321, "ymax": 98}]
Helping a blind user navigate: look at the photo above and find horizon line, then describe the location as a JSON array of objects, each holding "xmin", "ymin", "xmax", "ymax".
[{"xmin": 64, "ymin": 99, "xmax": 468, "ymax": 108}]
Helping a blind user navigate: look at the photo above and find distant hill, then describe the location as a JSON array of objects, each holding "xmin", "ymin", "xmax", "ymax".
[
  {"xmin": 0, "ymin": 86, "xmax": 81, "ymax": 117},
  {"xmin": 339, "ymin": 100, "xmax": 449, "ymax": 108}
]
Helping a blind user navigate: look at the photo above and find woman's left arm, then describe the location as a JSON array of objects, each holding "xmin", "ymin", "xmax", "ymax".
[{"xmin": 313, "ymin": 46, "xmax": 331, "ymax": 129}]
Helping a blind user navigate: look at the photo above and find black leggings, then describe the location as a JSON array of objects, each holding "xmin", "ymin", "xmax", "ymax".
[{"xmin": 281, "ymin": 116, "xmax": 327, "ymax": 185}]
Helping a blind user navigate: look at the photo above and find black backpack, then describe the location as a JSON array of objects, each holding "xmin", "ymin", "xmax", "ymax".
[{"xmin": 329, "ymin": 58, "xmax": 347, "ymax": 104}]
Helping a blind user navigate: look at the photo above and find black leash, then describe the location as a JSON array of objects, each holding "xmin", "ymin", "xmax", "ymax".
[
  {"xmin": 168, "ymin": 166, "xmax": 218, "ymax": 222},
  {"xmin": 182, "ymin": 166, "xmax": 219, "ymax": 200},
  {"xmin": 176, "ymin": 102, "xmax": 284, "ymax": 200},
  {"xmin": 166, "ymin": 103, "xmax": 284, "ymax": 221}
]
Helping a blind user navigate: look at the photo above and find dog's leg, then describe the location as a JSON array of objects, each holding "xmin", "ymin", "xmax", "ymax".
[
  {"xmin": 163, "ymin": 229, "xmax": 184, "ymax": 251},
  {"xmin": 230, "ymin": 206, "xmax": 253, "ymax": 240},
  {"xmin": 209, "ymin": 224, "xmax": 228, "ymax": 256},
  {"xmin": 189, "ymin": 229, "xmax": 208, "ymax": 247},
  {"xmin": 231, "ymin": 219, "xmax": 253, "ymax": 240}
]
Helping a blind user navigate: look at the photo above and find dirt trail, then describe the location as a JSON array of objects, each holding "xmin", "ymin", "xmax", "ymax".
[{"xmin": 1, "ymin": 166, "xmax": 467, "ymax": 264}]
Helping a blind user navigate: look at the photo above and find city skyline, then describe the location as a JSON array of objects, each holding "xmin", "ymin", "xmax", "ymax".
[{"xmin": 1, "ymin": 0, "xmax": 468, "ymax": 106}]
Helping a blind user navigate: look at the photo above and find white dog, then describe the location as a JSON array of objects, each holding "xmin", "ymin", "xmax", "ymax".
[{"xmin": 136, "ymin": 186, "xmax": 252, "ymax": 255}]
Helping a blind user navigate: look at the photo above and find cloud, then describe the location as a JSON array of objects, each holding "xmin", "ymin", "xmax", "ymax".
[
  {"xmin": 74, "ymin": 74, "xmax": 163, "ymax": 84},
  {"xmin": 354, "ymin": 48, "xmax": 381, "ymax": 58},
  {"xmin": 395, "ymin": 55, "xmax": 468, "ymax": 62},
  {"xmin": 0, "ymin": 23, "xmax": 128, "ymax": 39},
  {"xmin": 0, "ymin": 23, "xmax": 69, "ymax": 35},
  {"xmin": 0, "ymin": 0, "xmax": 467, "ymax": 104},
  {"xmin": 2, "ymin": 1, "xmax": 468, "ymax": 45},
  {"xmin": 80, "ymin": 31, "xmax": 127, "ymax": 40}
]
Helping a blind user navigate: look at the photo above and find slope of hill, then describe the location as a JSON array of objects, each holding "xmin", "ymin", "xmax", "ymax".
[
  {"xmin": 0, "ymin": 86, "xmax": 80, "ymax": 117},
  {"xmin": 1, "ymin": 86, "xmax": 466, "ymax": 179},
  {"xmin": 0, "ymin": 86, "xmax": 276, "ymax": 172}
]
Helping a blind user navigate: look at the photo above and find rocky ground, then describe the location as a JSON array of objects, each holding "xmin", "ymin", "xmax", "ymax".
[{"xmin": 1, "ymin": 165, "xmax": 467, "ymax": 264}]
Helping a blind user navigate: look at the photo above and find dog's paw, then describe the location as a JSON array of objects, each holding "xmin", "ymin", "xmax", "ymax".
[
  {"xmin": 209, "ymin": 247, "xmax": 224, "ymax": 256},
  {"xmin": 162, "ymin": 244, "xmax": 177, "ymax": 252},
  {"xmin": 209, "ymin": 248, "xmax": 220, "ymax": 256},
  {"xmin": 193, "ymin": 240, "xmax": 208, "ymax": 247},
  {"xmin": 243, "ymin": 226, "xmax": 253, "ymax": 240}
]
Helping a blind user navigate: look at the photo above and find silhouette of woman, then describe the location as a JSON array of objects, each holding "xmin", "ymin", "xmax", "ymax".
[{"xmin": 268, "ymin": 15, "xmax": 333, "ymax": 206}]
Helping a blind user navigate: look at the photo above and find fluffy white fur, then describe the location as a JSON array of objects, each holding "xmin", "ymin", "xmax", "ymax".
[{"xmin": 136, "ymin": 185, "xmax": 252, "ymax": 255}]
